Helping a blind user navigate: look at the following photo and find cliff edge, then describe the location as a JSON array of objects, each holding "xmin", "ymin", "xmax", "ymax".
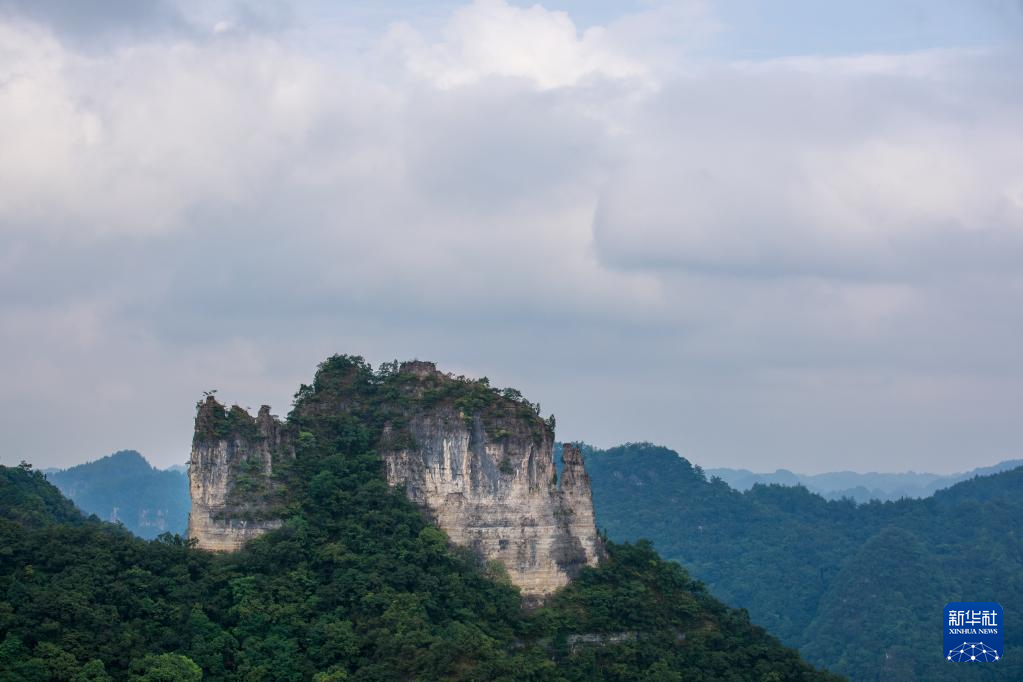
[
  {"xmin": 379, "ymin": 362, "xmax": 602, "ymax": 599},
  {"xmin": 187, "ymin": 397, "xmax": 293, "ymax": 551},
  {"xmin": 187, "ymin": 356, "xmax": 603, "ymax": 600}
]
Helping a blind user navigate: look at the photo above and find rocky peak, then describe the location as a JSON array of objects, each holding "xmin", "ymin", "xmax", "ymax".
[
  {"xmin": 187, "ymin": 399, "xmax": 293, "ymax": 551},
  {"xmin": 373, "ymin": 370, "xmax": 602, "ymax": 601},
  {"xmin": 187, "ymin": 356, "xmax": 603, "ymax": 601},
  {"xmin": 560, "ymin": 443, "xmax": 588, "ymax": 489},
  {"xmin": 399, "ymin": 360, "xmax": 438, "ymax": 378},
  {"xmin": 192, "ymin": 395, "xmax": 224, "ymax": 443}
]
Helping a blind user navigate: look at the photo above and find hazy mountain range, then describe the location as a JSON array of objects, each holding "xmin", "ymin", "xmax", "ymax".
[
  {"xmin": 708, "ymin": 459, "xmax": 1023, "ymax": 503},
  {"xmin": 43, "ymin": 450, "xmax": 189, "ymax": 540},
  {"xmin": 44, "ymin": 448, "xmax": 1020, "ymax": 541}
]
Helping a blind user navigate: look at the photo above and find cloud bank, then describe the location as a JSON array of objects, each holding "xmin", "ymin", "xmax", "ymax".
[{"xmin": 0, "ymin": 0, "xmax": 1020, "ymax": 472}]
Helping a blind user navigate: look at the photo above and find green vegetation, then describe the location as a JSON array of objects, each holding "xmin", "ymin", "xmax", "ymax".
[
  {"xmin": 45, "ymin": 451, "xmax": 189, "ymax": 539},
  {"xmin": 1, "ymin": 463, "xmax": 83, "ymax": 527},
  {"xmin": 584, "ymin": 442, "xmax": 1023, "ymax": 681},
  {"xmin": 0, "ymin": 357, "xmax": 833, "ymax": 681},
  {"xmin": 194, "ymin": 400, "xmax": 263, "ymax": 445}
]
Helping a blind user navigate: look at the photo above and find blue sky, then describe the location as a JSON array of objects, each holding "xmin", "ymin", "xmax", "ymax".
[
  {"xmin": 0, "ymin": 1, "xmax": 1021, "ymax": 473},
  {"xmin": 278, "ymin": 0, "xmax": 1023, "ymax": 55},
  {"xmin": 706, "ymin": 0, "xmax": 1021, "ymax": 56}
]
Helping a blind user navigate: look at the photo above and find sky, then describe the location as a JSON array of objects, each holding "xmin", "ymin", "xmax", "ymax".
[{"xmin": 0, "ymin": 0, "xmax": 1021, "ymax": 474}]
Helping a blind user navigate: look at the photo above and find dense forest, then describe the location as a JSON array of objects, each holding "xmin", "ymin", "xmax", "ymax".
[
  {"xmin": 44, "ymin": 451, "xmax": 189, "ymax": 540},
  {"xmin": 0, "ymin": 356, "xmax": 835, "ymax": 681},
  {"xmin": 583, "ymin": 443, "xmax": 1021, "ymax": 681}
]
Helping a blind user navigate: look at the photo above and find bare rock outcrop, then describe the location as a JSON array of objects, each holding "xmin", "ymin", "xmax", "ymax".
[
  {"xmin": 382, "ymin": 411, "xmax": 601, "ymax": 600},
  {"xmin": 378, "ymin": 362, "xmax": 602, "ymax": 600},
  {"xmin": 187, "ymin": 358, "xmax": 603, "ymax": 601},
  {"xmin": 187, "ymin": 397, "xmax": 291, "ymax": 551}
]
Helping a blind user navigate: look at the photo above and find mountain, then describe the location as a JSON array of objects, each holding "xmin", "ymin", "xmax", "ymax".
[
  {"xmin": 585, "ymin": 442, "xmax": 1022, "ymax": 681},
  {"xmin": 188, "ymin": 360, "xmax": 603, "ymax": 602},
  {"xmin": 708, "ymin": 459, "xmax": 1023, "ymax": 503},
  {"xmin": 0, "ymin": 356, "xmax": 835, "ymax": 680},
  {"xmin": 44, "ymin": 450, "xmax": 189, "ymax": 539}
]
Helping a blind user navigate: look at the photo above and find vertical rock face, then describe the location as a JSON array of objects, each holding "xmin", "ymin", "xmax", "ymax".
[
  {"xmin": 187, "ymin": 358, "xmax": 603, "ymax": 601},
  {"xmin": 380, "ymin": 363, "xmax": 603, "ymax": 601},
  {"xmin": 187, "ymin": 397, "xmax": 291, "ymax": 551}
]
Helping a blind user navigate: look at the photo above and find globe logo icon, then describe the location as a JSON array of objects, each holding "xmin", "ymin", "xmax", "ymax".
[{"xmin": 948, "ymin": 642, "xmax": 1000, "ymax": 662}]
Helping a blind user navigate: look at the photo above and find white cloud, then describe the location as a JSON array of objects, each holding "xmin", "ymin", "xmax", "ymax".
[
  {"xmin": 594, "ymin": 50, "xmax": 1023, "ymax": 279},
  {"xmin": 389, "ymin": 0, "xmax": 649, "ymax": 89},
  {"xmin": 0, "ymin": 1, "xmax": 1021, "ymax": 472}
]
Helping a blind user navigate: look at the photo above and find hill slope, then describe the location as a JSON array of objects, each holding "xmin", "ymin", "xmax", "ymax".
[
  {"xmin": 45, "ymin": 450, "xmax": 189, "ymax": 539},
  {"xmin": 0, "ymin": 463, "xmax": 83, "ymax": 527},
  {"xmin": 585, "ymin": 442, "xmax": 1021, "ymax": 681},
  {"xmin": 0, "ymin": 356, "xmax": 835, "ymax": 681}
]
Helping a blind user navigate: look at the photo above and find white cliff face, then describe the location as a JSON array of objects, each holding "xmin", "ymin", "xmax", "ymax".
[
  {"xmin": 187, "ymin": 400, "xmax": 289, "ymax": 551},
  {"xmin": 187, "ymin": 361, "xmax": 603, "ymax": 602},
  {"xmin": 381, "ymin": 402, "xmax": 602, "ymax": 601}
]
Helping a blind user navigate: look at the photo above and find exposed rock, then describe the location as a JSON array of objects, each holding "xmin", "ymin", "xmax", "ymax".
[
  {"xmin": 187, "ymin": 359, "xmax": 603, "ymax": 600},
  {"xmin": 187, "ymin": 397, "xmax": 291, "ymax": 551},
  {"xmin": 566, "ymin": 632, "xmax": 638, "ymax": 651},
  {"xmin": 379, "ymin": 363, "xmax": 602, "ymax": 601}
]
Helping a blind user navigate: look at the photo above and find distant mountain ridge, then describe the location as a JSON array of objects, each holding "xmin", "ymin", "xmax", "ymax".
[
  {"xmin": 44, "ymin": 448, "xmax": 1016, "ymax": 543},
  {"xmin": 44, "ymin": 450, "xmax": 189, "ymax": 539},
  {"xmin": 708, "ymin": 458, "xmax": 1023, "ymax": 502}
]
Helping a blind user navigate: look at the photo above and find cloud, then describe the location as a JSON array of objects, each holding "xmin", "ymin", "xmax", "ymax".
[
  {"xmin": 0, "ymin": 1, "xmax": 1021, "ymax": 472},
  {"xmin": 594, "ymin": 50, "xmax": 1023, "ymax": 280},
  {"xmin": 0, "ymin": 22, "xmax": 345, "ymax": 236},
  {"xmin": 0, "ymin": 0, "xmax": 187, "ymax": 46},
  {"xmin": 389, "ymin": 0, "xmax": 650, "ymax": 89}
]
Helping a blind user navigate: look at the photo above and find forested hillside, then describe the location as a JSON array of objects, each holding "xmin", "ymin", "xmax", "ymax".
[
  {"xmin": 0, "ymin": 357, "xmax": 835, "ymax": 681},
  {"xmin": 584, "ymin": 443, "xmax": 1021, "ymax": 681},
  {"xmin": 45, "ymin": 451, "xmax": 189, "ymax": 539}
]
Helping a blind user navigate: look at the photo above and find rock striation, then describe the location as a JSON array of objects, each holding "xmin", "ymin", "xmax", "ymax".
[
  {"xmin": 187, "ymin": 358, "xmax": 603, "ymax": 600},
  {"xmin": 381, "ymin": 401, "xmax": 601, "ymax": 599},
  {"xmin": 187, "ymin": 397, "xmax": 292, "ymax": 551}
]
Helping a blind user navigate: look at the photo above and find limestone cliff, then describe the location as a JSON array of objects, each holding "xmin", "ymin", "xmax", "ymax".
[
  {"xmin": 188, "ymin": 357, "xmax": 603, "ymax": 600},
  {"xmin": 380, "ymin": 364, "xmax": 601, "ymax": 599},
  {"xmin": 187, "ymin": 397, "xmax": 292, "ymax": 551}
]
